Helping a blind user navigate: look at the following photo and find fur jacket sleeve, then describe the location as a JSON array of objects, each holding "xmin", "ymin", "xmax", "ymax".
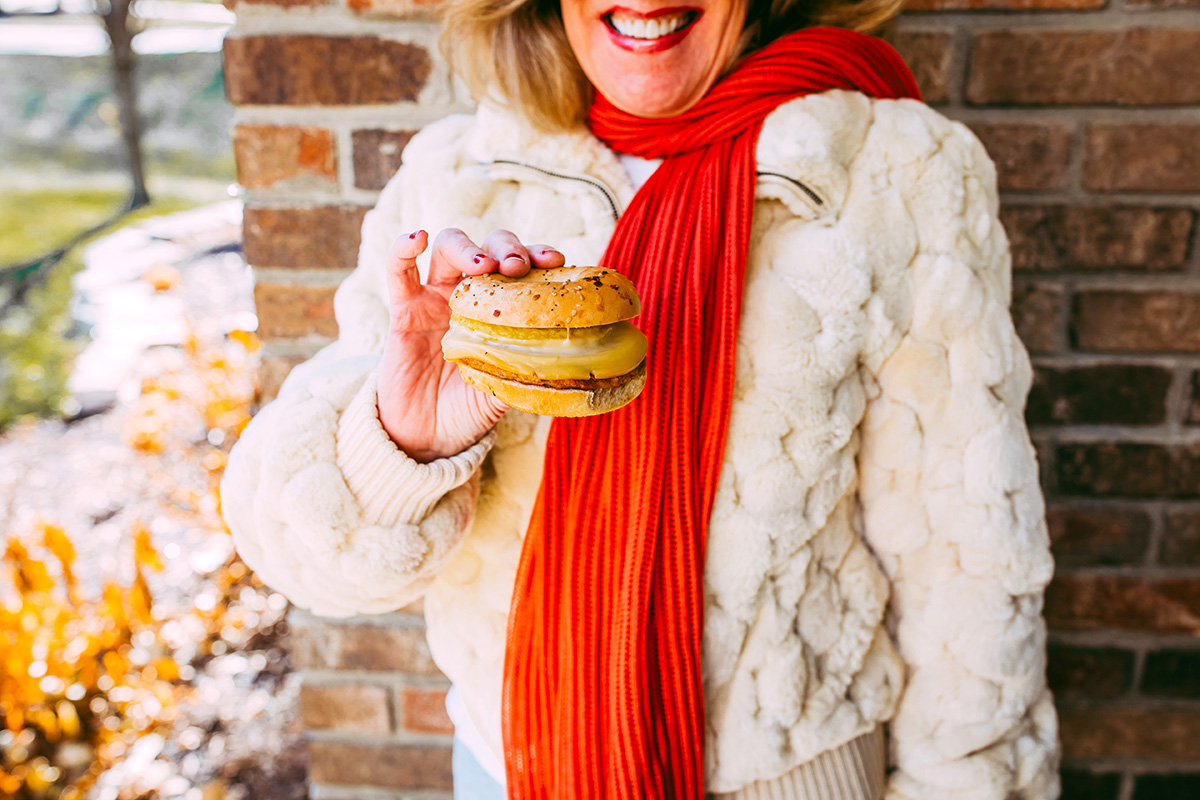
[{"xmin": 855, "ymin": 101, "xmax": 1058, "ymax": 799}]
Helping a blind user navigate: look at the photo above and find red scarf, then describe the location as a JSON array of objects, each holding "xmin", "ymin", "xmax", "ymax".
[{"xmin": 502, "ymin": 27, "xmax": 920, "ymax": 799}]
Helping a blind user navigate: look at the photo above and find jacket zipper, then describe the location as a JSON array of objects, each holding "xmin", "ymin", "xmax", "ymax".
[
  {"xmin": 487, "ymin": 159, "xmax": 827, "ymax": 221},
  {"xmin": 756, "ymin": 171, "xmax": 825, "ymax": 208},
  {"xmin": 489, "ymin": 159, "xmax": 622, "ymax": 221}
]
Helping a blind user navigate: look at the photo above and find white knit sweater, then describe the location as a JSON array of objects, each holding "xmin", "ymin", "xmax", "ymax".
[{"xmin": 220, "ymin": 90, "xmax": 1061, "ymax": 799}]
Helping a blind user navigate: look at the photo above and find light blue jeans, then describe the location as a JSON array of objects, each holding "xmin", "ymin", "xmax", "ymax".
[{"xmin": 452, "ymin": 737, "xmax": 505, "ymax": 800}]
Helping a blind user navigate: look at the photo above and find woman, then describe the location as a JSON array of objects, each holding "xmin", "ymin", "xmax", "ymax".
[{"xmin": 220, "ymin": 0, "xmax": 1060, "ymax": 797}]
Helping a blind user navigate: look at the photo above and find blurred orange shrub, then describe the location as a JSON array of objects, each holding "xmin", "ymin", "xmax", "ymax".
[
  {"xmin": 1, "ymin": 522, "xmax": 181, "ymax": 800},
  {"xmin": 2, "ymin": 327, "xmax": 268, "ymax": 799}
]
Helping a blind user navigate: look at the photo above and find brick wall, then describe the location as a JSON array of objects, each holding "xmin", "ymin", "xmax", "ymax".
[{"xmin": 222, "ymin": 0, "xmax": 1200, "ymax": 797}]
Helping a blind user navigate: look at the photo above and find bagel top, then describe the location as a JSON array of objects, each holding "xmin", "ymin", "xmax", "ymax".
[{"xmin": 448, "ymin": 265, "xmax": 640, "ymax": 329}]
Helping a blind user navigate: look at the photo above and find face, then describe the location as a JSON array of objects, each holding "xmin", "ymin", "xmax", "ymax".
[{"xmin": 561, "ymin": 0, "xmax": 749, "ymax": 118}]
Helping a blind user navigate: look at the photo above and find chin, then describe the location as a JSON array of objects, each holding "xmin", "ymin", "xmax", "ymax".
[{"xmin": 604, "ymin": 84, "xmax": 699, "ymax": 118}]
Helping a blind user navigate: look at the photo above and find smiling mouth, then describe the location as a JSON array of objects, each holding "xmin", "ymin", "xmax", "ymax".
[{"xmin": 602, "ymin": 7, "xmax": 701, "ymax": 42}]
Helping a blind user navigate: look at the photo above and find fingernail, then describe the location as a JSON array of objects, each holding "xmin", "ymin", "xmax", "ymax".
[
  {"xmin": 473, "ymin": 254, "xmax": 485, "ymax": 264},
  {"xmin": 505, "ymin": 253, "xmax": 526, "ymax": 263},
  {"xmin": 409, "ymin": 232, "xmax": 417, "ymax": 239}
]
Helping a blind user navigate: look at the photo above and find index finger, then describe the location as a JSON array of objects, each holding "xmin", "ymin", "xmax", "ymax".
[{"xmin": 386, "ymin": 230, "xmax": 428, "ymax": 306}]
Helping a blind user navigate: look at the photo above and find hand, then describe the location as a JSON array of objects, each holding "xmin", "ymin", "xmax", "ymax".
[{"xmin": 377, "ymin": 228, "xmax": 565, "ymax": 462}]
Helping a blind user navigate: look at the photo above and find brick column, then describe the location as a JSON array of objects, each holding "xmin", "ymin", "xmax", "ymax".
[
  {"xmin": 291, "ymin": 606, "xmax": 454, "ymax": 797},
  {"xmin": 224, "ymin": 0, "xmax": 468, "ymax": 400},
  {"xmin": 892, "ymin": 4, "xmax": 1200, "ymax": 800},
  {"xmin": 222, "ymin": 0, "xmax": 465, "ymax": 796},
  {"xmin": 224, "ymin": 0, "xmax": 1200, "ymax": 797}
]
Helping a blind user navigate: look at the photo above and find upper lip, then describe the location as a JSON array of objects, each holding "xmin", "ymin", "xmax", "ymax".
[{"xmin": 601, "ymin": 5, "xmax": 701, "ymax": 20}]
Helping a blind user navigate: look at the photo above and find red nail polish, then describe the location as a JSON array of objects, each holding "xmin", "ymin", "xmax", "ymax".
[
  {"xmin": 505, "ymin": 253, "xmax": 524, "ymax": 262},
  {"xmin": 409, "ymin": 232, "xmax": 417, "ymax": 239},
  {"xmin": 474, "ymin": 254, "xmax": 484, "ymax": 264}
]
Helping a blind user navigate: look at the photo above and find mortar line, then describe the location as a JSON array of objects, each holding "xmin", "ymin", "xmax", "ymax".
[
  {"xmin": 1165, "ymin": 363, "xmax": 1196, "ymax": 428},
  {"xmin": 895, "ymin": 8, "xmax": 1200, "ymax": 30},
  {"xmin": 337, "ymin": 121, "xmax": 357, "ymax": 198},
  {"xmin": 1065, "ymin": 116, "xmax": 1088, "ymax": 198},
  {"xmin": 1046, "ymin": 563, "xmax": 1200, "ymax": 577},
  {"xmin": 1117, "ymin": 773, "xmax": 1136, "ymax": 800},
  {"xmin": 1051, "ymin": 629, "xmax": 1200, "ymax": 649},
  {"xmin": 1038, "ymin": 423, "xmax": 1200, "ymax": 442},
  {"xmin": 1000, "ymin": 191, "xmax": 1200, "ymax": 209},
  {"xmin": 944, "ymin": 25, "xmax": 970, "ymax": 110},
  {"xmin": 1032, "ymin": 352, "xmax": 1200, "ymax": 368},
  {"xmin": 1129, "ymin": 643, "xmax": 1148, "ymax": 698}
]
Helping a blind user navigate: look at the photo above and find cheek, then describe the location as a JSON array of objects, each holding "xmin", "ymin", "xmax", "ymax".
[{"xmin": 560, "ymin": 3, "xmax": 598, "ymax": 73}]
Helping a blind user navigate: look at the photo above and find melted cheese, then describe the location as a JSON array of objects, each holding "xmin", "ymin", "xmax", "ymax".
[{"xmin": 441, "ymin": 315, "xmax": 648, "ymax": 381}]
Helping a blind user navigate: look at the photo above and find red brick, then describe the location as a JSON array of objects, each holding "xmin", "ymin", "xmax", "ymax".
[
  {"xmin": 1046, "ymin": 575, "xmax": 1200, "ymax": 633},
  {"xmin": 1055, "ymin": 442, "xmax": 1200, "ymax": 499},
  {"xmin": 1073, "ymin": 291, "xmax": 1200, "ymax": 353},
  {"xmin": 352, "ymin": 128, "xmax": 417, "ymax": 191},
  {"xmin": 1083, "ymin": 124, "xmax": 1200, "ymax": 193},
  {"xmin": 258, "ymin": 353, "xmax": 310, "ymax": 402},
  {"xmin": 399, "ymin": 687, "xmax": 453, "ymax": 735},
  {"xmin": 243, "ymin": 205, "xmax": 368, "ymax": 270},
  {"xmin": 890, "ymin": 32, "xmax": 952, "ymax": 104},
  {"xmin": 308, "ymin": 741, "xmax": 452, "ymax": 789},
  {"xmin": 254, "ymin": 283, "xmax": 339, "ymax": 340},
  {"xmin": 967, "ymin": 123, "xmax": 1072, "ymax": 191},
  {"xmin": 1141, "ymin": 649, "xmax": 1200, "ymax": 698},
  {"xmin": 347, "ymin": 0, "xmax": 442, "ymax": 15},
  {"xmin": 1002, "ymin": 206, "xmax": 1195, "ymax": 272},
  {"xmin": 967, "ymin": 28, "xmax": 1200, "ymax": 106},
  {"xmin": 1047, "ymin": 645, "xmax": 1134, "ymax": 698},
  {"xmin": 1059, "ymin": 708, "xmax": 1200, "ymax": 760},
  {"xmin": 224, "ymin": 35, "xmax": 432, "ymax": 106},
  {"xmin": 1163, "ymin": 511, "xmax": 1200, "ymax": 566},
  {"xmin": 1012, "ymin": 282, "xmax": 1062, "ymax": 354},
  {"xmin": 1028, "ymin": 364, "xmax": 1171, "ymax": 426},
  {"xmin": 1046, "ymin": 505, "xmax": 1152, "ymax": 566},
  {"xmin": 233, "ymin": 125, "xmax": 337, "ymax": 191},
  {"xmin": 290, "ymin": 623, "xmax": 444, "ymax": 675},
  {"xmin": 300, "ymin": 683, "xmax": 391, "ymax": 733},
  {"xmin": 1061, "ymin": 770, "xmax": 1121, "ymax": 800},
  {"xmin": 907, "ymin": 0, "xmax": 1101, "ymax": 7}
]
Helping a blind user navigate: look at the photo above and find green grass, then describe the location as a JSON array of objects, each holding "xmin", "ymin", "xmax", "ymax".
[{"xmin": 0, "ymin": 188, "xmax": 200, "ymax": 431}]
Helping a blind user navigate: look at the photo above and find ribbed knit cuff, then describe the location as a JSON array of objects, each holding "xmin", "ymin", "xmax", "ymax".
[
  {"xmin": 336, "ymin": 371, "xmax": 497, "ymax": 527},
  {"xmin": 711, "ymin": 726, "xmax": 886, "ymax": 800}
]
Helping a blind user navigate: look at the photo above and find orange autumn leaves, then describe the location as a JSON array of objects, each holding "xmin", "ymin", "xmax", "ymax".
[
  {"xmin": 0, "ymin": 522, "xmax": 180, "ymax": 800},
  {"xmin": 1, "ymin": 328, "xmax": 264, "ymax": 800}
]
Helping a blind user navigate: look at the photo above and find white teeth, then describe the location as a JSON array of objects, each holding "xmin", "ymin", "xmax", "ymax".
[{"xmin": 609, "ymin": 11, "xmax": 688, "ymax": 40}]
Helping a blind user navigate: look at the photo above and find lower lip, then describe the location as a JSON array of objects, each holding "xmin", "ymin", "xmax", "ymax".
[{"xmin": 605, "ymin": 18, "xmax": 698, "ymax": 53}]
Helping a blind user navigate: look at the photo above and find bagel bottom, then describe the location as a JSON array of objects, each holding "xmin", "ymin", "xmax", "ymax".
[{"xmin": 454, "ymin": 361, "xmax": 646, "ymax": 417}]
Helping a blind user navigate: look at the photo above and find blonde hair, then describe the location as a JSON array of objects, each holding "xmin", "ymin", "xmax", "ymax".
[{"xmin": 440, "ymin": 0, "xmax": 907, "ymax": 132}]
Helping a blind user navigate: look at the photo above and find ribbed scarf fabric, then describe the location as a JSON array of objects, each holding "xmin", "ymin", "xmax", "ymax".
[{"xmin": 502, "ymin": 27, "xmax": 920, "ymax": 800}]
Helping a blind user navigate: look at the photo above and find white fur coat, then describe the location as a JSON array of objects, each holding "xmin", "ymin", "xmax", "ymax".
[{"xmin": 221, "ymin": 90, "xmax": 1060, "ymax": 798}]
